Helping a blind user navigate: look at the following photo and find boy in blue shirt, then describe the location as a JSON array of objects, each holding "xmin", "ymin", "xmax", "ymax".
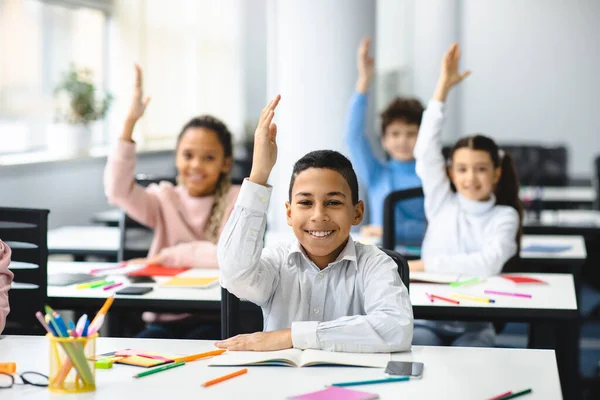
[
  {"xmin": 346, "ymin": 38, "xmax": 426, "ymax": 245},
  {"xmin": 216, "ymin": 95, "xmax": 413, "ymax": 353}
]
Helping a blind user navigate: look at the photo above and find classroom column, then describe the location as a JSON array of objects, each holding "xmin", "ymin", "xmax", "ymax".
[
  {"xmin": 265, "ymin": 0, "xmax": 376, "ymax": 231},
  {"xmin": 413, "ymin": 0, "xmax": 461, "ymax": 139}
]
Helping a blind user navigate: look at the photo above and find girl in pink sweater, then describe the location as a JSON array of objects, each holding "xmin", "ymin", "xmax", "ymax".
[
  {"xmin": 0, "ymin": 240, "xmax": 14, "ymax": 334},
  {"xmin": 104, "ymin": 65, "xmax": 240, "ymax": 339}
]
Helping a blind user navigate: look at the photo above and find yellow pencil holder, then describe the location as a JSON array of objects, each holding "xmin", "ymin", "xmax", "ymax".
[{"xmin": 47, "ymin": 333, "xmax": 97, "ymax": 393}]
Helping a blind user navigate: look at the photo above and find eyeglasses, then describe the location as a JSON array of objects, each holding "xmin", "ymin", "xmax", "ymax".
[{"xmin": 0, "ymin": 372, "xmax": 49, "ymax": 389}]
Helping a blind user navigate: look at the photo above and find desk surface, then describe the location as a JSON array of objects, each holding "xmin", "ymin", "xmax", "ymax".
[
  {"xmin": 521, "ymin": 185, "xmax": 596, "ymax": 203},
  {"xmin": 0, "ymin": 336, "xmax": 561, "ymax": 400},
  {"xmin": 48, "ymin": 226, "xmax": 153, "ymax": 255},
  {"xmin": 46, "ymin": 262, "xmax": 577, "ymax": 318}
]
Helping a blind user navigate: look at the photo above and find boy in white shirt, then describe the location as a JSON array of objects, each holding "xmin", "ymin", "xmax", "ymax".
[{"xmin": 216, "ymin": 95, "xmax": 413, "ymax": 353}]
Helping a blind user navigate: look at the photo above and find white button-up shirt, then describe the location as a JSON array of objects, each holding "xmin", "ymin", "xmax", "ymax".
[{"xmin": 218, "ymin": 180, "xmax": 413, "ymax": 353}]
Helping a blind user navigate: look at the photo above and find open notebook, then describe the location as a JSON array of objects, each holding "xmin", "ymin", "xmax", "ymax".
[
  {"xmin": 410, "ymin": 272, "xmax": 464, "ymax": 284},
  {"xmin": 208, "ymin": 349, "xmax": 390, "ymax": 368}
]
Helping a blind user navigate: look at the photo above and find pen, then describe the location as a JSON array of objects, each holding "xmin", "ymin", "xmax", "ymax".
[
  {"xmin": 450, "ymin": 293, "xmax": 495, "ymax": 304},
  {"xmin": 496, "ymin": 388, "xmax": 532, "ymax": 399},
  {"xmin": 429, "ymin": 294, "xmax": 460, "ymax": 304},
  {"xmin": 103, "ymin": 282, "xmax": 124, "ymax": 291},
  {"xmin": 488, "ymin": 391, "xmax": 513, "ymax": 400}
]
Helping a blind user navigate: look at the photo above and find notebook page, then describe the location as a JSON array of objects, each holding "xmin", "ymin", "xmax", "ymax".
[
  {"xmin": 208, "ymin": 348, "xmax": 303, "ymax": 367},
  {"xmin": 299, "ymin": 349, "xmax": 390, "ymax": 368}
]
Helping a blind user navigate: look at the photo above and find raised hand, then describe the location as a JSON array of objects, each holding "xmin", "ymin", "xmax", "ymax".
[
  {"xmin": 249, "ymin": 94, "xmax": 281, "ymax": 186},
  {"xmin": 434, "ymin": 42, "xmax": 471, "ymax": 102},
  {"xmin": 126, "ymin": 64, "xmax": 151, "ymax": 122},
  {"xmin": 356, "ymin": 38, "xmax": 375, "ymax": 93}
]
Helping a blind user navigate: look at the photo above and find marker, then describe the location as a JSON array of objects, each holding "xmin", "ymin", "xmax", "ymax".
[
  {"xmin": 174, "ymin": 349, "xmax": 226, "ymax": 363},
  {"xmin": 496, "ymin": 388, "xmax": 533, "ymax": 399},
  {"xmin": 103, "ymin": 282, "xmax": 123, "ymax": 291},
  {"xmin": 484, "ymin": 290, "xmax": 532, "ymax": 299},
  {"xmin": 449, "ymin": 277, "xmax": 481, "ymax": 287},
  {"xmin": 202, "ymin": 368, "xmax": 248, "ymax": 387},
  {"xmin": 429, "ymin": 294, "xmax": 460, "ymax": 305}
]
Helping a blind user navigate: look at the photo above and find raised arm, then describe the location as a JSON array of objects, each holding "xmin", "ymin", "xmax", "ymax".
[
  {"xmin": 346, "ymin": 38, "xmax": 383, "ymax": 182},
  {"xmin": 103, "ymin": 64, "xmax": 161, "ymax": 228},
  {"xmin": 218, "ymin": 95, "xmax": 282, "ymax": 304},
  {"xmin": 293, "ymin": 249, "xmax": 414, "ymax": 353},
  {"xmin": 414, "ymin": 43, "xmax": 471, "ymax": 218},
  {"xmin": 0, "ymin": 241, "xmax": 14, "ymax": 334}
]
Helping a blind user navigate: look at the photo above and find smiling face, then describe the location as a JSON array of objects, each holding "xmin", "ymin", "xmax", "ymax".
[
  {"xmin": 381, "ymin": 120, "xmax": 419, "ymax": 161},
  {"xmin": 285, "ymin": 168, "xmax": 364, "ymax": 269},
  {"xmin": 449, "ymin": 148, "xmax": 501, "ymax": 201},
  {"xmin": 175, "ymin": 127, "xmax": 232, "ymax": 197}
]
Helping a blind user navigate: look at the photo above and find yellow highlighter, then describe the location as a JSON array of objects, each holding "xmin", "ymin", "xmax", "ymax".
[
  {"xmin": 76, "ymin": 280, "xmax": 107, "ymax": 289},
  {"xmin": 450, "ymin": 293, "xmax": 496, "ymax": 304}
]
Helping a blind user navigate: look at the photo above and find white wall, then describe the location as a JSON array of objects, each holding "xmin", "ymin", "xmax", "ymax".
[{"xmin": 460, "ymin": 0, "xmax": 600, "ymax": 176}]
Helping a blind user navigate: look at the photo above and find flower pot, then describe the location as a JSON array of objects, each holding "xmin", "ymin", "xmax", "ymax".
[{"xmin": 46, "ymin": 123, "xmax": 92, "ymax": 157}]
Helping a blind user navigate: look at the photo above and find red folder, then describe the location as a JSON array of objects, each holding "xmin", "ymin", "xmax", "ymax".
[{"xmin": 127, "ymin": 264, "xmax": 190, "ymax": 277}]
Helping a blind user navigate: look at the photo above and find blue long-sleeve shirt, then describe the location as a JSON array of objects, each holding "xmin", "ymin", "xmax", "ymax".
[{"xmin": 345, "ymin": 92, "xmax": 426, "ymax": 246}]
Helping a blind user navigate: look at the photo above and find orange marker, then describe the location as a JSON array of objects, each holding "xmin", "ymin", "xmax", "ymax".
[
  {"xmin": 202, "ymin": 368, "xmax": 247, "ymax": 387},
  {"xmin": 174, "ymin": 349, "xmax": 226, "ymax": 363}
]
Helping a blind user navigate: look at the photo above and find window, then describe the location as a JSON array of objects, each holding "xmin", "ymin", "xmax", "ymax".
[{"xmin": 0, "ymin": 0, "xmax": 109, "ymax": 155}]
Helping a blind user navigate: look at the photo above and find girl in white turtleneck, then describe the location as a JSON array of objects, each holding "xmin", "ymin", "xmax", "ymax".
[{"xmin": 409, "ymin": 43, "xmax": 522, "ymax": 347}]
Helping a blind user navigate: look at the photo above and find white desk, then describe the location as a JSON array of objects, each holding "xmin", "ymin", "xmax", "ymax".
[
  {"xmin": 0, "ymin": 336, "xmax": 562, "ymax": 400},
  {"xmin": 521, "ymin": 234, "xmax": 587, "ymax": 261},
  {"xmin": 48, "ymin": 226, "xmax": 153, "ymax": 258},
  {"xmin": 524, "ymin": 210, "xmax": 600, "ymax": 238},
  {"xmin": 521, "ymin": 185, "xmax": 596, "ymax": 204}
]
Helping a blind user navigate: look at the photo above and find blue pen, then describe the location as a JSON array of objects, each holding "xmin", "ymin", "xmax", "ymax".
[
  {"xmin": 45, "ymin": 309, "xmax": 65, "ymax": 338},
  {"xmin": 52, "ymin": 312, "xmax": 69, "ymax": 337},
  {"xmin": 331, "ymin": 376, "xmax": 410, "ymax": 387}
]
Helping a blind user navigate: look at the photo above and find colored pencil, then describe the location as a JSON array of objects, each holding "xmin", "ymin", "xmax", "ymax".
[
  {"xmin": 484, "ymin": 290, "xmax": 532, "ymax": 299},
  {"xmin": 488, "ymin": 391, "xmax": 513, "ymax": 400},
  {"xmin": 451, "ymin": 293, "xmax": 495, "ymax": 304},
  {"xmin": 449, "ymin": 277, "xmax": 481, "ymax": 287},
  {"xmin": 174, "ymin": 349, "xmax": 226, "ymax": 363},
  {"xmin": 430, "ymin": 294, "xmax": 460, "ymax": 304},
  {"xmin": 202, "ymin": 368, "xmax": 248, "ymax": 387},
  {"xmin": 331, "ymin": 376, "xmax": 410, "ymax": 387},
  {"xmin": 496, "ymin": 388, "xmax": 533, "ymax": 399},
  {"xmin": 133, "ymin": 361, "xmax": 186, "ymax": 379}
]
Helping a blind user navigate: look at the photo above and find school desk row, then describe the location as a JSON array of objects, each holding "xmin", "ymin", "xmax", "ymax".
[
  {"xmin": 91, "ymin": 185, "xmax": 597, "ymax": 227},
  {"xmin": 0, "ymin": 336, "xmax": 562, "ymax": 400},
  {"xmin": 35, "ymin": 261, "xmax": 579, "ymax": 399}
]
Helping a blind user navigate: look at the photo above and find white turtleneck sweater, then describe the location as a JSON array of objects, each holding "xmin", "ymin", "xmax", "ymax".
[{"xmin": 415, "ymin": 100, "xmax": 520, "ymax": 278}]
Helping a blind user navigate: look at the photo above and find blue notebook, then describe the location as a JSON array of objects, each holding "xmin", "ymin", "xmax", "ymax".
[{"xmin": 522, "ymin": 244, "xmax": 572, "ymax": 253}]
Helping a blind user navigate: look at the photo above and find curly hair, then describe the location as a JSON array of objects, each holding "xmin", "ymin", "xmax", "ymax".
[{"xmin": 380, "ymin": 97, "xmax": 424, "ymax": 135}]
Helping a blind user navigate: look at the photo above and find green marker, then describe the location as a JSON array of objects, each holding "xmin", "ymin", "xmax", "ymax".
[
  {"xmin": 331, "ymin": 376, "xmax": 409, "ymax": 387},
  {"xmin": 89, "ymin": 280, "xmax": 113, "ymax": 289},
  {"xmin": 449, "ymin": 277, "xmax": 480, "ymax": 287},
  {"xmin": 133, "ymin": 361, "xmax": 186, "ymax": 379}
]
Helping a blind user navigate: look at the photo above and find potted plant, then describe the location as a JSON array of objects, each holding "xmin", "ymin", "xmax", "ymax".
[{"xmin": 47, "ymin": 65, "xmax": 112, "ymax": 156}]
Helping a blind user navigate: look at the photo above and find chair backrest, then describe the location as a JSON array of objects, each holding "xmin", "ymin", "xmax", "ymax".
[
  {"xmin": 117, "ymin": 175, "xmax": 175, "ymax": 262},
  {"xmin": 0, "ymin": 207, "xmax": 49, "ymax": 335},
  {"xmin": 595, "ymin": 155, "xmax": 600, "ymax": 211},
  {"xmin": 442, "ymin": 144, "xmax": 568, "ymax": 186},
  {"xmin": 382, "ymin": 187, "xmax": 425, "ymax": 251},
  {"xmin": 220, "ymin": 247, "xmax": 410, "ymax": 340}
]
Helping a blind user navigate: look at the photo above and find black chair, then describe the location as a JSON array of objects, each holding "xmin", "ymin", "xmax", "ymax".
[
  {"xmin": 220, "ymin": 248, "xmax": 410, "ymax": 339},
  {"xmin": 442, "ymin": 144, "xmax": 568, "ymax": 186},
  {"xmin": 382, "ymin": 187, "xmax": 425, "ymax": 256},
  {"xmin": 0, "ymin": 207, "xmax": 49, "ymax": 335}
]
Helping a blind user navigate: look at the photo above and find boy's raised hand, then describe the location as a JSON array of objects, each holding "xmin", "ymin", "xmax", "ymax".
[
  {"xmin": 434, "ymin": 42, "xmax": 471, "ymax": 102},
  {"xmin": 249, "ymin": 94, "xmax": 281, "ymax": 186},
  {"xmin": 126, "ymin": 64, "xmax": 151, "ymax": 122},
  {"xmin": 356, "ymin": 38, "xmax": 375, "ymax": 94}
]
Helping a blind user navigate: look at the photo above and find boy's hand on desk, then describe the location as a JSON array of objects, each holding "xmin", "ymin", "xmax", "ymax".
[
  {"xmin": 408, "ymin": 259, "xmax": 425, "ymax": 272},
  {"xmin": 214, "ymin": 329, "xmax": 292, "ymax": 351},
  {"xmin": 249, "ymin": 94, "xmax": 281, "ymax": 186}
]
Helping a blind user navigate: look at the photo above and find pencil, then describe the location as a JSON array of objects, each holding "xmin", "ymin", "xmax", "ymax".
[
  {"xmin": 133, "ymin": 361, "xmax": 186, "ymax": 378},
  {"xmin": 202, "ymin": 368, "xmax": 247, "ymax": 387},
  {"xmin": 331, "ymin": 376, "xmax": 410, "ymax": 387},
  {"xmin": 488, "ymin": 391, "xmax": 513, "ymax": 400},
  {"xmin": 174, "ymin": 349, "xmax": 226, "ymax": 363}
]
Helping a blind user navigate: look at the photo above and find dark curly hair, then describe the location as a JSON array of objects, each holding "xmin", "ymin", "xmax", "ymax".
[{"xmin": 380, "ymin": 97, "xmax": 424, "ymax": 136}]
